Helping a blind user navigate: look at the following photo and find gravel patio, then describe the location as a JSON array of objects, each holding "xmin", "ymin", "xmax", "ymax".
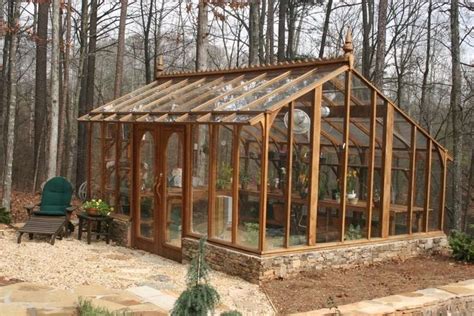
[{"xmin": 0, "ymin": 225, "xmax": 273, "ymax": 315}]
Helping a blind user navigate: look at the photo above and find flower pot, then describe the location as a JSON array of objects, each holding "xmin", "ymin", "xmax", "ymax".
[
  {"xmin": 85, "ymin": 207, "xmax": 99, "ymax": 216},
  {"xmin": 347, "ymin": 191, "xmax": 357, "ymax": 200}
]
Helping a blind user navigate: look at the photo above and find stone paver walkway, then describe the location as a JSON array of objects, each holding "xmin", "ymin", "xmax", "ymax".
[{"xmin": 291, "ymin": 279, "xmax": 474, "ymax": 315}]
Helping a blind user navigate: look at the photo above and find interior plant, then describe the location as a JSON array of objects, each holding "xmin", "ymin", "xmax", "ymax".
[
  {"xmin": 449, "ymin": 227, "xmax": 474, "ymax": 262},
  {"xmin": 344, "ymin": 224, "xmax": 362, "ymax": 240},
  {"xmin": 171, "ymin": 238, "xmax": 220, "ymax": 316},
  {"xmin": 346, "ymin": 169, "xmax": 358, "ymax": 198},
  {"xmin": 216, "ymin": 162, "xmax": 233, "ymax": 190},
  {"xmin": 82, "ymin": 199, "xmax": 114, "ymax": 216},
  {"xmin": 239, "ymin": 170, "xmax": 251, "ymax": 190}
]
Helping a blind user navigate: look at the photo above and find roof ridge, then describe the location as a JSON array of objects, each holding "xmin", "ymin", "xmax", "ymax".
[{"xmin": 157, "ymin": 55, "xmax": 347, "ymax": 78}]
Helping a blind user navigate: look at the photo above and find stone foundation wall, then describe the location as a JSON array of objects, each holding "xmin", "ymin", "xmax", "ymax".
[
  {"xmin": 110, "ymin": 215, "xmax": 132, "ymax": 247},
  {"xmin": 182, "ymin": 235, "xmax": 448, "ymax": 284}
]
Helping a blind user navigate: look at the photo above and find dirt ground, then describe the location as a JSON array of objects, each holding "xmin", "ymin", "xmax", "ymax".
[{"xmin": 262, "ymin": 255, "xmax": 474, "ymax": 314}]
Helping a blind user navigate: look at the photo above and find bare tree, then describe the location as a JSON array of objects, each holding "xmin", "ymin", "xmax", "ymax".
[
  {"xmin": 374, "ymin": 0, "xmax": 388, "ymax": 88},
  {"xmin": 47, "ymin": 0, "xmax": 61, "ymax": 179},
  {"xmin": 249, "ymin": 0, "xmax": 259, "ymax": 65},
  {"xmin": 319, "ymin": 0, "xmax": 333, "ymax": 59},
  {"xmin": 277, "ymin": 0, "xmax": 287, "ymax": 61},
  {"xmin": 419, "ymin": 0, "xmax": 432, "ymax": 132},
  {"xmin": 1, "ymin": 0, "xmax": 21, "ymax": 212},
  {"xmin": 449, "ymin": 0, "xmax": 463, "ymax": 230},
  {"xmin": 196, "ymin": 0, "xmax": 208, "ymax": 71},
  {"xmin": 265, "ymin": 0, "xmax": 274, "ymax": 63},
  {"xmin": 114, "ymin": 0, "xmax": 128, "ymax": 98}
]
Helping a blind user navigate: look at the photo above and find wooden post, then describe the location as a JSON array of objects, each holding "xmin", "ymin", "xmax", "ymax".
[
  {"xmin": 100, "ymin": 123, "xmax": 106, "ymax": 197},
  {"xmin": 284, "ymin": 103, "xmax": 294, "ymax": 248},
  {"xmin": 115, "ymin": 123, "xmax": 121, "ymax": 211},
  {"xmin": 86, "ymin": 122, "xmax": 92, "ymax": 199},
  {"xmin": 380, "ymin": 103, "xmax": 393, "ymax": 238},
  {"xmin": 184, "ymin": 124, "xmax": 192, "ymax": 235},
  {"xmin": 366, "ymin": 90, "xmax": 377, "ymax": 239},
  {"xmin": 439, "ymin": 151, "xmax": 447, "ymax": 231},
  {"xmin": 407, "ymin": 126, "xmax": 417, "ymax": 234},
  {"xmin": 340, "ymin": 71, "xmax": 352, "ymax": 242},
  {"xmin": 424, "ymin": 140, "xmax": 432, "ymax": 232},
  {"xmin": 259, "ymin": 115, "xmax": 270, "ymax": 252},
  {"xmin": 308, "ymin": 87, "xmax": 322, "ymax": 246}
]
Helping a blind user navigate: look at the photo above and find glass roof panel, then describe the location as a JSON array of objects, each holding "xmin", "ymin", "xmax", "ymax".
[
  {"xmin": 243, "ymin": 65, "xmax": 343, "ymax": 111},
  {"xmin": 196, "ymin": 70, "xmax": 292, "ymax": 112}
]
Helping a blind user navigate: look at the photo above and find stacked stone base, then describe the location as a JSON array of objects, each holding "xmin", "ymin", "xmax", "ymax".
[
  {"xmin": 182, "ymin": 235, "xmax": 448, "ymax": 283},
  {"xmin": 109, "ymin": 214, "xmax": 132, "ymax": 247}
]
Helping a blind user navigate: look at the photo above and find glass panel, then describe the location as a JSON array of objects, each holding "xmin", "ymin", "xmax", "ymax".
[
  {"xmin": 248, "ymin": 66, "xmax": 342, "ymax": 111},
  {"xmin": 212, "ymin": 125, "xmax": 234, "ymax": 241},
  {"xmin": 266, "ymin": 107, "xmax": 288, "ymax": 249},
  {"xmin": 290, "ymin": 99, "xmax": 311, "ymax": 246},
  {"xmin": 351, "ymin": 75, "xmax": 372, "ymax": 106},
  {"xmin": 371, "ymin": 96, "xmax": 385, "ymax": 237},
  {"xmin": 90, "ymin": 123, "xmax": 102, "ymax": 199},
  {"xmin": 429, "ymin": 148, "xmax": 442, "ymax": 231},
  {"xmin": 104, "ymin": 123, "xmax": 117, "ymax": 209},
  {"xmin": 389, "ymin": 111, "xmax": 411, "ymax": 236},
  {"xmin": 191, "ymin": 125, "xmax": 209, "ymax": 235},
  {"xmin": 413, "ymin": 132, "xmax": 428, "ymax": 232},
  {"xmin": 117, "ymin": 124, "xmax": 132, "ymax": 216},
  {"xmin": 165, "ymin": 132, "xmax": 183, "ymax": 247},
  {"xmin": 237, "ymin": 125, "xmax": 262, "ymax": 249},
  {"xmin": 139, "ymin": 131, "xmax": 155, "ymax": 239}
]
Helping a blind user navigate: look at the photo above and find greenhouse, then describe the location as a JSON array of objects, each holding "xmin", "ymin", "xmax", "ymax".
[{"xmin": 79, "ymin": 36, "xmax": 450, "ymax": 270}]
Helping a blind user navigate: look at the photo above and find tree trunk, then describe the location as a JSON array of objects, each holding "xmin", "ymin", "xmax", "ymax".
[
  {"xmin": 114, "ymin": 0, "xmax": 128, "ymax": 98},
  {"xmin": 1, "ymin": 0, "xmax": 20, "ymax": 211},
  {"xmin": 0, "ymin": 0, "xmax": 7, "ymax": 176},
  {"xmin": 141, "ymin": 0, "xmax": 154, "ymax": 83},
  {"xmin": 265, "ymin": 0, "xmax": 274, "ymax": 63},
  {"xmin": 449, "ymin": 0, "xmax": 463, "ymax": 230},
  {"xmin": 33, "ymin": 0, "xmax": 49, "ymax": 187},
  {"xmin": 374, "ymin": 0, "xmax": 388, "ymax": 89},
  {"xmin": 319, "ymin": 0, "xmax": 332, "ymax": 58},
  {"xmin": 64, "ymin": 0, "xmax": 75, "ymax": 181},
  {"xmin": 419, "ymin": 0, "xmax": 432, "ymax": 132},
  {"xmin": 361, "ymin": 0, "xmax": 371, "ymax": 76},
  {"xmin": 86, "ymin": 0, "xmax": 98, "ymax": 112},
  {"xmin": 47, "ymin": 0, "xmax": 60, "ymax": 179},
  {"xmin": 286, "ymin": 2, "xmax": 295, "ymax": 59},
  {"xmin": 277, "ymin": 0, "xmax": 287, "ymax": 61},
  {"xmin": 75, "ymin": 0, "xmax": 89, "ymax": 191},
  {"xmin": 249, "ymin": 0, "xmax": 260, "ymax": 65},
  {"xmin": 196, "ymin": 0, "xmax": 208, "ymax": 71},
  {"xmin": 258, "ymin": 0, "xmax": 265, "ymax": 64}
]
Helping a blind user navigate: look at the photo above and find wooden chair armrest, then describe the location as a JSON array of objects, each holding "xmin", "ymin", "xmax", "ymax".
[{"xmin": 24, "ymin": 203, "xmax": 40, "ymax": 217}]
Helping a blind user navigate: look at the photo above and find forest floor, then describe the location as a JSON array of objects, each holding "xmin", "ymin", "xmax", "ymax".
[{"xmin": 262, "ymin": 255, "xmax": 474, "ymax": 314}]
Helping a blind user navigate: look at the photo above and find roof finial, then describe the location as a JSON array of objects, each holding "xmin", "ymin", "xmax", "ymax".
[
  {"xmin": 343, "ymin": 26, "xmax": 353, "ymax": 56},
  {"xmin": 155, "ymin": 54, "xmax": 164, "ymax": 78}
]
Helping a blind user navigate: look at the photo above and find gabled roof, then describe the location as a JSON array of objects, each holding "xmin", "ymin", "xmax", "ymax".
[{"xmin": 78, "ymin": 56, "xmax": 349, "ymax": 124}]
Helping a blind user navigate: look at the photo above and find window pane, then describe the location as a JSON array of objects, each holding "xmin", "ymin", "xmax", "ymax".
[
  {"xmin": 266, "ymin": 107, "xmax": 288, "ymax": 249},
  {"xmin": 429, "ymin": 148, "xmax": 442, "ymax": 231},
  {"xmin": 104, "ymin": 123, "xmax": 117, "ymax": 209},
  {"xmin": 90, "ymin": 123, "xmax": 102, "ymax": 199},
  {"xmin": 117, "ymin": 124, "xmax": 132, "ymax": 216},
  {"xmin": 212, "ymin": 125, "xmax": 234, "ymax": 241},
  {"xmin": 139, "ymin": 131, "xmax": 155, "ymax": 239},
  {"xmin": 191, "ymin": 125, "xmax": 210, "ymax": 235},
  {"xmin": 165, "ymin": 132, "xmax": 183, "ymax": 247},
  {"xmin": 237, "ymin": 125, "xmax": 262, "ymax": 249}
]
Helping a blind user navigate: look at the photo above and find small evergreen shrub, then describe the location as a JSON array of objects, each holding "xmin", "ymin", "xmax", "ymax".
[
  {"xmin": 171, "ymin": 238, "xmax": 220, "ymax": 316},
  {"xmin": 220, "ymin": 311, "xmax": 243, "ymax": 316},
  {"xmin": 77, "ymin": 298, "xmax": 116, "ymax": 316},
  {"xmin": 0, "ymin": 207, "xmax": 11, "ymax": 224},
  {"xmin": 449, "ymin": 229, "xmax": 474, "ymax": 262}
]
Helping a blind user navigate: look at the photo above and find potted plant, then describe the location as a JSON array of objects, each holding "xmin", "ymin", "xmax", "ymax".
[
  {"xmin": 83, "ymin": 199, "xmax": 114, "ymax": 216},
  {"xmin": 239, "ymin": 170, "xmax": 251, "ymax": 190},
  {"xmin": 347, "ymin": 169, "xmax": 358, "ymax": 204}
]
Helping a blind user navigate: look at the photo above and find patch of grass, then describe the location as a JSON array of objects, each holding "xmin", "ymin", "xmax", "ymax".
[{"xmin": 77, "ymin": 298, "xmax": 129, "ymax": 316}]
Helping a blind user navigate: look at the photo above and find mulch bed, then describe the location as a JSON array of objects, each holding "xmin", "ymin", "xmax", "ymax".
[{"xmin": 261, "ymin": 255, "xmax": 474, "ymax": 314}]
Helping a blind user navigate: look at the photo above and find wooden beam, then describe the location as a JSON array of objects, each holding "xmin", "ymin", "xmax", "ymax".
[
  {"xmin": 113, "ymin": 80, "xmax": 177, "ymax": 112},
  {"xmin": 366, "ymin": 90, "xmax": 377, "ymax": 239},
  {"xmin": 439, "ymin": 151, "xmax": 447, "ymax": 231},
  {"xmin": 284, "ymin": 103, "xmax": 294, "ymax": 248},
  {"xmin": 308, "ymin": 87, "xmax": 322, "ymax": 246},
  {"xmin": 424, "ymin": 140, "xmax": 433, "ymax": 232},
  {"xmin": 86, "ymin": 122, "xmax": 92, "ymax": 199},
  {"xmin": 258, "ymin": 115, "xmax": 271, "ymax": 252},
  {"xmin": 100, "ymin": 123, "xmax": 106, "ymax": 198},
  {"xmin": 381, "ymin": 103, "xmax": 394, "ymax": 238},
  {"xmin": 407, "ymin": 126, "xmax": 417, "ymax": 234},
  {"xmin": 339, "ymin": 71, "xmax": 352, "ymax": 242}
]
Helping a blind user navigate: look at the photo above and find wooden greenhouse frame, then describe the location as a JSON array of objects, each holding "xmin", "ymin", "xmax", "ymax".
[{"xmin": 79, "ymin": 34, "xmax": 451, "ymax": 261}]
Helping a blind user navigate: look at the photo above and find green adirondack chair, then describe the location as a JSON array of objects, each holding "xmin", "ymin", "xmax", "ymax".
[{"xmin": 18, "ymin": 177, "xmax": 76, "ymax": 245}]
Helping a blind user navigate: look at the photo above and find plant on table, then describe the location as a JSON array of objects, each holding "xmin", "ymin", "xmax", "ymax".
[
  {"xmin": 346, "ymin": 169, "xmax": 358, "ymax": 199},
  {"xmin": 82, "ymin": 199, "xmax": 114, "ymax": 216},
  {"xmin": 171, "ymin": 238, "xmax": 221, "ymax": 316}
]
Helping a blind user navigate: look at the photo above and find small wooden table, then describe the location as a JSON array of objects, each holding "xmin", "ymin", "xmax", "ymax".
[{"xmin": 77, "ymin": 212, "xmax": 114, "ymax": 245}]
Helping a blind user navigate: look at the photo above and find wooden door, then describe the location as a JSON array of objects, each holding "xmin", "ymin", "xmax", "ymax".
[{"xmin": 132, "ymin": 124, "xmax": 184, "ymax": 261}]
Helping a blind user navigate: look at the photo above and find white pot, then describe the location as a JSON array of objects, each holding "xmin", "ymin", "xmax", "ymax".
[{"xmin": 347, "ymin": 191, "xmax": 357, "ymax": 199}]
